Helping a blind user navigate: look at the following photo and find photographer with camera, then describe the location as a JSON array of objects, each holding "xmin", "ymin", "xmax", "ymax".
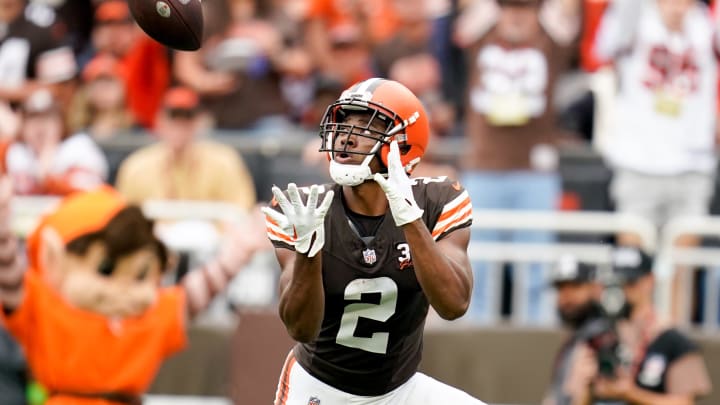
[
  {"xmin": 587, "ymin": 247, "xmax": 712, "ymax": 404},
  {"xmin": 543, "ymin": 254, "xmax": 606, "ymax": 405}
]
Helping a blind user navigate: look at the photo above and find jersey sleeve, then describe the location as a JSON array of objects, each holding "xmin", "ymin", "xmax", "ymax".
[
  {"xmin": 415, "ymin": 177, "xmax": 473, "ymax": 241},
  {"xmin": 663, "ymin": 329, "xmax": 699, "ymax": 359}
]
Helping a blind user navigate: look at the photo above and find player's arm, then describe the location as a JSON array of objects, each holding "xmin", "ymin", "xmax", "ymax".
[
  {"xmin": 275, "ymin": 247, "xmax": 325, "ymax": 342},
  {"xmin": 403, "ymin": 222, "xmax": 471, "ymax": 320},
  {"xmin": 374, "ymin": 141, "xmax": 472, "ymax": 319},
  {"xmin": 262, "ymin": 184, "xmax": 334, "ymax": 342}
]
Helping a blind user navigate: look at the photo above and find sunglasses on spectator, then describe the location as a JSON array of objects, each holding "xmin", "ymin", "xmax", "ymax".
[{"xmin": 166, "ymin": 108, "xmax": 199, "ymax": 119}]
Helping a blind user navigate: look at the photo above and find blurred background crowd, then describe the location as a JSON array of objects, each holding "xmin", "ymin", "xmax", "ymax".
[{"xmin": 1, "ymin": 0, "xmax": 720, "ymax": 404}]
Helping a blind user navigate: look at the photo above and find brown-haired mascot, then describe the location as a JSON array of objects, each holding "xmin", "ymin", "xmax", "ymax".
[{"xmin": 0, "ymin": 180, "xmax": 267, "ymax": 405}]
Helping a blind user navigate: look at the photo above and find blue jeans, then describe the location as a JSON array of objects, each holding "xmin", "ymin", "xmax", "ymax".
[{"xmin": 461, "ymin": 171, "xmax": 561, "ymax": 324}]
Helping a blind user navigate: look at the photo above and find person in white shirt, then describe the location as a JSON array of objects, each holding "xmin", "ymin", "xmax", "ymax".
[
  {"xmin": 4, "ymin": 88, "xmax": 108, "ymax": 195},
  {"xmin": 594, "ymin": 0, "xmax": 719, "ymax": 322}
]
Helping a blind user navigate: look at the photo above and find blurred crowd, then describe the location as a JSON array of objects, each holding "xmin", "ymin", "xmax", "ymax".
[
  {"xmin": 0, "ymin": 0, "xmax": 718, "ymax": 403},
  {"xmin": 0, "ymin": 0, "xmax": 717, "ymax": 321}
]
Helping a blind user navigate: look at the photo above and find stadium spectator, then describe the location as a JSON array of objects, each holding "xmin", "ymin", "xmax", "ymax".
[
  {"xmin": 68, "ymin": 53, "xmax": 134, "ymax": 139},
  {"xmin": 304, "ymin": 0, "xmax": 400, "ymax": 86},
  {"xmin": 35, "ymin": 0, "xmax": 94, "ymax": 55},
  {"xmin": 542, "ymin": 255, "xmax": 605, "ymax": 405},
  {"xmin": 174, "ymin": 0, "xmax": 295, "ymax": 131},
  {"xmin": 263, "ymin": 78, "xmax": 483, "ymax": 404},
  {"xmin": 0, "ymin": 0, "xmax": 75, "ymax": 103},
  {"xmin": 115, "ymin": 86, "xmax": 256, "ymax": 210},
  {"xmin": 455, "ymin": 0, "xmax": 582, "ymax": 324},
  {"xmin": 2, "ymin": 88, "xmax": 108, "ymax": 195},
  {"xmin": 88, "ymin": 0, "xmax": 170, "ymax": 129},
  {"xmin": 593, "ymin": 0, "xmax": 719, "ymax": 323},
  {"xmin": 570, "ymin": 247, "xmax": 712, "ymax": 403}
]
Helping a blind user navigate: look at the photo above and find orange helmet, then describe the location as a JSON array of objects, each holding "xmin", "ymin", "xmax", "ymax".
[{"xmin": 319, "ymin": 78, "xmax": 429, "ymax": 185}]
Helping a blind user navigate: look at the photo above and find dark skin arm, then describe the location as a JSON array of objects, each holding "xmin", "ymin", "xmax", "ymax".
[
  {"xmin": 402, "ymin": 222, "xmax": 472, "ymax": 320},
  {"xmin": 275, "ymin": 247, "xmax": 325, "ymax": 343}
]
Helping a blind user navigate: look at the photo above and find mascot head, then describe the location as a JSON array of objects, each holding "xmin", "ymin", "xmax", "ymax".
[{"xmin": 25, "ymin": 187, "xmax": 169, "ymax": 317}]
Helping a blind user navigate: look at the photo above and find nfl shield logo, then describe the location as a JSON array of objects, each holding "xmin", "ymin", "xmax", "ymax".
[
  {"xmin": 362, "ymin": 248, "xmax": 377, "ymax": 265},
  {"xmin": 308, "ymin": 397, "xmax": 321, "ymax": 405}
]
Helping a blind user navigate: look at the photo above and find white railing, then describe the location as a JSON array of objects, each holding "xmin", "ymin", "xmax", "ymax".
[
  {"xmin": 11, "ymin": 198, "xmax": 720, "ymax": 327},
  {"xmin": 11, "ymin": 196, "xmax": 248, "ymax": 237},
  {"xmin": 469, "ymin": 210, "xmax": 720, "ymax": 327},
  {"xmin": 656, "ymin": 216, "xmax": 720, "ymax": 329},
  {"xmin": 471, "ymin": 210, "xmax": 657, "ymax": 252},
  {"xmin": 468, "ymin": 210, "xmax": 657, "ymax": 324}
]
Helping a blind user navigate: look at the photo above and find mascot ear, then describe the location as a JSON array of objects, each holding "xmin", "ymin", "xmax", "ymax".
[{"xmin": 40, "ymin": 227, "xmax": 66, "ymax": 288}]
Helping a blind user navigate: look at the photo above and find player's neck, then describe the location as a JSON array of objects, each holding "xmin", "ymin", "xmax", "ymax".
[{"xmin": 342, "ymin": 182, "xmax": 388, "ymax": 216}]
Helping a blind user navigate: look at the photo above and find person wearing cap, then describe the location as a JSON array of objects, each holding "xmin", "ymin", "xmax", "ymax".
[
  {"xmin": 68, "ymin": 53, "xmax": 134, "ymax": 139},
  {"xmin": 88, "ymin": 0, "xmax": 170, "ymax": 128},
  {"xmin": 115, "ymin": 86, "xmax": 256, "ymax": 210},
  {"xmin": 2, "ymin": 88, "xmax": 109, "ymax": 195},
  {"xmin": 584, "ymin": 247, "xmax": 712, "ymax": 404},
  {"xmin": 542, "ymin": 254, "xmax": 606, "ymax": 405},
  {"xmin": 0, "ymin": 179, "xmax": 269, "ymax": 404},
  {"xmin": 453, "ymin": 0, "xmax": 582, "ymax": 324}
]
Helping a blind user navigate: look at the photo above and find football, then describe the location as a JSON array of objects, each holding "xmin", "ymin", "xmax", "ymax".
[{"xmin": 127, "ymin": 0, "xmax": 204, "ymax": 51}]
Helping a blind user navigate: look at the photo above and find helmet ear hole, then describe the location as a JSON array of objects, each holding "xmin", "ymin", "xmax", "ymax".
[{"xmin": 398, "ymin": 143, "xmax": 411, "ymax": 155}]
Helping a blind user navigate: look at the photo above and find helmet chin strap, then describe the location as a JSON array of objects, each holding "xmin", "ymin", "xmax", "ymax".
[
  {"xmin": 329, "ymin": 111, "xmax": 420, "ymax": 186},
  {"xmin": 329, "ymin": 154, "xmax": 376, "ymax": 186}
]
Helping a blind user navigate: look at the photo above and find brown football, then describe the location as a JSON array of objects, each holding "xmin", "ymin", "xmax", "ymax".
[{"xmin": 127, "ymin": 0, "xmax": 204, "ymax": 51}]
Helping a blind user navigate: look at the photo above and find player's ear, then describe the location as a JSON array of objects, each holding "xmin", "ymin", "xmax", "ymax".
[{"xmin": 40, "ymin": 226, "xmax": 67, "ymax": 287}]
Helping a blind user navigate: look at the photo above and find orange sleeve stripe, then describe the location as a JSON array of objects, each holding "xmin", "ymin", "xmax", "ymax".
[
  {"xmin": 275, "ymin": 351, "xmax": 296, "ymax": 405},
  {"xmin": 432, "ymin": 210, "xmax": 472, "ymax": 238},
  {"xmin": 437, "ymin": 197, "xmax": 471, "ymax": 223},
  {"xmin": 265, "ymin": 215, "xmax": 279, "ymax": 227},
  {"xmin": 267, "ymin": 227, "xmax": 294, "ymax": 243}
]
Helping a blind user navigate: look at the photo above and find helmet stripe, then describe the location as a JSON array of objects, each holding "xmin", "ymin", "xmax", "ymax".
[{"xmin": 356, "ymin": 77, "xmax": 384, "ymax": 94}]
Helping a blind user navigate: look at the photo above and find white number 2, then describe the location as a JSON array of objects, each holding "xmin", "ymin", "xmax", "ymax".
[{"xmin": 336, "ymin": 277, "xmax": 398, "ymax": 354}]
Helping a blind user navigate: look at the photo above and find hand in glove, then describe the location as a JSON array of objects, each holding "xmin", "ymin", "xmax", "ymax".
[
  {"xmin": 261, "ymin": 183, "xmax": 334, "ymax": 257},
  {"xmin": 373, "ymin": 141, "xmax": 423, "ymax": 227}
]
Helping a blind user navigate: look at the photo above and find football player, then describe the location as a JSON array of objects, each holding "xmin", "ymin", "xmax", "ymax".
[{"xmin": 263, "ymin": 78, "xmax": 484, "ymax": 404}]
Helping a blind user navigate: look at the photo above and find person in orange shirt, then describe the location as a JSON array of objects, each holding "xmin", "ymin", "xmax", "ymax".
[
  {"xmin": 0, "ymin": 183, "xmax": 269, "ymax": 405},
  {"xmin": 89, "ymin": 0, "xmax": 170, "ymax": 129}
]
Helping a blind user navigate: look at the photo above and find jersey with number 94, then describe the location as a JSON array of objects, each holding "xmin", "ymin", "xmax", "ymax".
[{"xmin": 266, "ymin": 176, "xmax": 473, "ymax": 396}]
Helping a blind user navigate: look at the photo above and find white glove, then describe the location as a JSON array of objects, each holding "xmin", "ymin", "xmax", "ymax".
[
  {"xmin": 261, "ymin": 183, "xmax": 334, "ymax": 257},
  {"xmin": 373, "ymin": 141, "xmax": 423, "ymax": 227}
]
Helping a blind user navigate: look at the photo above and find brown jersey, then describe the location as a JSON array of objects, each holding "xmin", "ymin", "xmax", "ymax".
[{"xmin": 267, "ymin": 177, "xmax": 472, "ymax": 395}]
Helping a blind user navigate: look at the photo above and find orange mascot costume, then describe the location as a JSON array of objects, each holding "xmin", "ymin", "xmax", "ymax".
[{"xmin": 0, "ymin": 180, "xmax": 267, "ymax": 405}]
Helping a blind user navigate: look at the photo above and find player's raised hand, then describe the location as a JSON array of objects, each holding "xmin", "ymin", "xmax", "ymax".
[
  {"xmin": 262, "ymin": 183, "xmax": 333, "ymax": 257},
  {"xmin": 373, "ymin": 141, "xmax": 423, "ymax": 227}
]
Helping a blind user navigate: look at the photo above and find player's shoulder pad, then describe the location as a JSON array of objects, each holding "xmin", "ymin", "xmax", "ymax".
[
  {"xmin": 410, "ymin": 175, "xmax": 467, "ymax": 204},
  {"xmin": 411, "ymin": 176, "xmax": 473, "ymax": 241}
]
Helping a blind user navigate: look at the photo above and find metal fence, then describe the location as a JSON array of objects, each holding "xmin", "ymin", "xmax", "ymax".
[{"xmin": 10, "ymin": 197, "xmax": 720, "ymax": 327}]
